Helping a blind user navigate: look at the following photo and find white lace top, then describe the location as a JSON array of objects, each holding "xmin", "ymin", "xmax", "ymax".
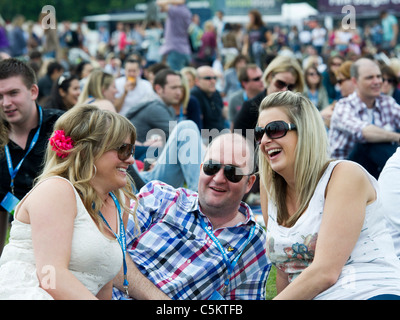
[{"xmin": 0, "ymin": 177, "xmax": 123, "ymax": 299}]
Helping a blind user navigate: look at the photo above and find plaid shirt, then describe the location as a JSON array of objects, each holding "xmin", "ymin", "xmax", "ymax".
[
  {"xmin": 113, "ymin": 181, "xmax": 270, "ymax": 300},
  {"xmin": 329, "ymin": 92, "xmax": 400, "ymax": 159}
]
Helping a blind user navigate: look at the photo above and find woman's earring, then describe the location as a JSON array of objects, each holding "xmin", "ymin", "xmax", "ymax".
[{"xmin": 93, "ymin": 164, "xmax": 97, "ymax": 178}]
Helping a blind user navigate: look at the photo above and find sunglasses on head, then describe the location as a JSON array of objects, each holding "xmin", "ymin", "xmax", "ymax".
[
  {"xmin": 274, "ymin": 79, "xmax": 296, "ymax": 91},
  {"xmin": 202, "ymin": 160, "xmax": 251, "ymax": 183},
  {"xmin": 115, "ymin": 143, "xmax": 135, "ymax": 161},
  {"xmin": 254, "ymin": 120, "xmax": 297, "ymax": 143}
]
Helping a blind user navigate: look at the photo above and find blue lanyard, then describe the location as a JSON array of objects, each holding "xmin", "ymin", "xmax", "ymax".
[
  {"xmin": 4, "ymin": 106, "xmax": 43, "ymax": 194},
  {"xmin": 98, "ymin": 192, "xmax": 129, "ymax": 297},
  {"xmin": 199, "ymin": 215, "xmax": 256, "ymax": 293}
]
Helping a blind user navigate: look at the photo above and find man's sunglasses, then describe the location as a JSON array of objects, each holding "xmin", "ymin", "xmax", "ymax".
[
  {"xmin": 247, "ymin": 76, "xmax": 262, "ymax": 82},
  {"xmin": 274, "ymin": 79, "xmax": 296, "ymax": 91},
  {"xmin": 202, "ymin": 160, "xmax": 252, "ymax": 183},
  {"xmin": 200, "ymin": 76, "xmax": 217, "ymax": 81},
  {"xmin": 254, "ymin": 121, "xmax": 297, "ymax": 143},
  {"xmin": 115, "ymin": 143, "xmax": 135, "ymax": 161}
]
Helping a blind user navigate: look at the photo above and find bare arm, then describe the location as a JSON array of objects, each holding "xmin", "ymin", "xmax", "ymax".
[
  {"xmin": 113, "ymin": 257, "xmax": 170, "ymax": 300},
  {"xmin": 275, "ymin": 267, "xmax": 290, "ymax": 294},
  {"xmin": 362, "ymin": 124, "xmax": 400, "ymax": 143},
  {"xmin": 274, "ymin": 162, "xmax": 374, "ymax": 299},
  {"xmin": 29, "ymin": 179, "xmax": 98, "ymax": 299}
]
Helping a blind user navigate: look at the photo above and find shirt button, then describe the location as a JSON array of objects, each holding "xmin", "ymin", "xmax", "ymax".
[{"xmin": 187, "ymin": 259, "xmax": 191, "ymax": 264}]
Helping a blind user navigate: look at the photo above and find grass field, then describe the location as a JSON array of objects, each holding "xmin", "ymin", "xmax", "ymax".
[{"xmin": 265, "ymin": 266, "xmax": 277, "ymax": 300}]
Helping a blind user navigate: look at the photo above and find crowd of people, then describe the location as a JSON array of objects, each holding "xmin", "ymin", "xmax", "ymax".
[{"xmin": 1, "ymin": 0, "xmax": 400, "ymax": 300}]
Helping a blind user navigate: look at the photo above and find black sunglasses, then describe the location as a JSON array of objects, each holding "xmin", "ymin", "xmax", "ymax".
[
  {"xmin": 274, "ymin": 79, "xmax": 296, "ymax": 91},
  {"xmin": 200, "ymin": 76, "xmax": 217, "ymax": 81},
  {"xmin": 254, "ymin": 121, "xmax": 297, "ymax": 143},
  {"xmin": 202, "ymin": 160, "xmax": 252, "ymax": 183},
  {"xmin": 247, "ymin": 76, "xmax": 262, "ymax": 82},
  {"xmin": 115, "ymin": 143, "xmax": 135, "ymax": 161},
  {"xmin": 383, "ymin": 78, "xmax": 395, "ymax": 84}
]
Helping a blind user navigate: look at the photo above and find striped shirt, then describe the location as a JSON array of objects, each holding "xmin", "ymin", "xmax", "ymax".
[
  {"xmin": 329, "ymin": 92, "xmax": 400, "ymax": 159},
  {"xmin": 112, "ymin": 181, "xmax": 271, "ymax": 300}
]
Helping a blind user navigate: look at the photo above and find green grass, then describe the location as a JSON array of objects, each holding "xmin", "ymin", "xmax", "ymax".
[{"xmin": 265, "ymin": 265, "xmax": 277, "ymax": 300}]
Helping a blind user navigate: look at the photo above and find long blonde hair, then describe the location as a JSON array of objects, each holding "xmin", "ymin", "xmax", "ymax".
[
  {"xmin": 77, "ymin": 69, "xmax": 115, "ymax": 104},
  {"xmin": 258, "ymin": 91, "xmax": 330, "ymax": 227},
  {"xmin": 37, "ymin": 105, "xmax": 139, "ymax": 231}
]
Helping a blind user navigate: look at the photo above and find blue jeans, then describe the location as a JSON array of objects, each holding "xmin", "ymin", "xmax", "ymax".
[
  {"xmin": 166, "ymin": 50, "xmax": 191, "ymax": 71},
  {"xmin": 140, "ymin": 120, "xmax": 205, "ymax": 191}
]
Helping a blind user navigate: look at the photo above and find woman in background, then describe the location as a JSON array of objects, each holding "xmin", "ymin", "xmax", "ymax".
[
  {"xmin": 77, "ymin": 69, "xmax": 117, "ymax": 112},
  {"xmin": 44, "ymin": 74, "xmax": 81, "ymax": 111},
  {"xmin": 303, "ymin": 65, "xmax": 329, "ymax": 111}
]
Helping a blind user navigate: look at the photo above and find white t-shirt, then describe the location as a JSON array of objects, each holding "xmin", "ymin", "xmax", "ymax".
[
  {"xmin": 311, "ymin": 27, "xmax": 326, "ymax": 47},
  {"xmin": 379, "ymin": 147, "xmax": 400, "ymax": 258},
  {"xmin": 267, "ymin": 160, "xmax": 400, "ymax": 300},
  {"xmin": 115, "ymin": 77, "xmax": 157, "ymax": 116}
]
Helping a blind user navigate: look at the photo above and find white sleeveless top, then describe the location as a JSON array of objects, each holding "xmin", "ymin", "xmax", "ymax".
[
  {"xmin": 267, "ymin": 160, "xmax": 400, "ymax": 300},
  {"xmin": 0, "ymin": 177, "xmax": 123, "ymax": 299}
]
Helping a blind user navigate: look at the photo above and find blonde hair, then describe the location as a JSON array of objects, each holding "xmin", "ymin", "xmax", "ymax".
[
  {"xmin": 77, "ymin": 69, "xmax": 115, "ymax": 104},
  {"xmin": 335, "ymin": 60, "xmax": 352, "ymax": 79},
  {"xmin": 37, "ymin": 105, "xmax": 139, "ymax": 231},
  {"xmin": 262, "ymin": 55, "xmax": 305, "ymax": 93},
  {"xmin": 258, "ymin": 91, "xmax": 330, "ymax": 227}
]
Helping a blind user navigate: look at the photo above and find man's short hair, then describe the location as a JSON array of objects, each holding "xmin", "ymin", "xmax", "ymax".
[
  {"xmin": 124, "ymin": 59, "xmax": 140, "ymax": 68},
  {"xmin": 350, "ymin": 58, "xmax": 377, "ymax": 80},
  {"xmin": 153, "ymin": 69, "xmax": 181, "ymax": 89},
  {"xmin": 47, "ymin": 61, "xmax": 64, "ymax": 76},
  {"xmin": 0, "ymin": 58, "xmax": 37, "ymax": 88},
  {"xmin": 238, "ymin": 64, "xmax": 259, "ymax": 84}
]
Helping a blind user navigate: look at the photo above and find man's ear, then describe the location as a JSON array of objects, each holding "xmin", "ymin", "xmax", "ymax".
[
  {"xmin": 154, "ymin": 83, "xmax": 162, "ymax": 95},
  {"xmin": 30, "ymin": 84, "xmax": 39, "ymax": 101},
  {"xmin": 245, "ymin": 174, "xmax": 257, "ymax": 194}
]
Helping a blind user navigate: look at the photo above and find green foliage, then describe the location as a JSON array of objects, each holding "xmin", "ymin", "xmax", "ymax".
[
  {"xmin": 0, "ymin": 0, "xmax": 143, "ymax": 22},
  {"xmin": 0, "ymin": 0, "xmax": 317, "ymax": 23}
]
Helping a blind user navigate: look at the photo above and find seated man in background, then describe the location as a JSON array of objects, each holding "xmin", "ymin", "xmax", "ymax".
[{"xmin": 329, "ymin": 58, "xmax": 400, "ymax": 178}]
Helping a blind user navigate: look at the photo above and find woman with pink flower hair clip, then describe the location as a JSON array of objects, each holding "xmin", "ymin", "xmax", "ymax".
[{"xmin": 0, "ymin": 105, "xmax": 147, "ymax": 299}]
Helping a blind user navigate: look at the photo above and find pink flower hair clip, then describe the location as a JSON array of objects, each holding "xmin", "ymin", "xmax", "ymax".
[{"xmin": 49, "ymin": 129, "xmax": 74, "ymax": 159}]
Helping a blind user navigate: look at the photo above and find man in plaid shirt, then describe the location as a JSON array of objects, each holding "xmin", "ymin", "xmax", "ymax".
[
  {"xmin": 113, "ymin": 133, "xmax": 271, "ymax": 300},
  {"xmin": 329, "ymin": 58, "xmax": 400, "ymax": 177}
]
